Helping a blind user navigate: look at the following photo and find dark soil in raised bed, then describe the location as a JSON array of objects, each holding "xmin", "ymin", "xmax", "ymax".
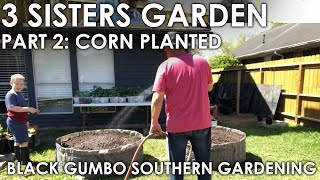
[
  {"xmin": 61, "ymin": 133, "xmax": 141, "ymax": 150},
  {"xmin": 211, "ymin": 128, "xmax": 244, "ymax": 144},
  {"xmin": 60, "ymin": 128, "xmax": 243, "ymax": 150}
]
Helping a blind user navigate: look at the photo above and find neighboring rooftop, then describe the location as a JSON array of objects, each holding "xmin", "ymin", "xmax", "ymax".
[{"xmin": 233, "ymin": 23, "xmax": 320, "ymax": 59}]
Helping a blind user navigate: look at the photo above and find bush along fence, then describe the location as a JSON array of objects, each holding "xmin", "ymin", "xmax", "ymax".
[{"xmin": 211, "ymin": 54, "xmax": 320, "ymax": 125}]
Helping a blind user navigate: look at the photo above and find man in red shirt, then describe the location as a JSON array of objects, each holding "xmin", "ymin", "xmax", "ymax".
[{"xmin": 150, "ymin": 32, "xmax": 213, "ymax": 180}]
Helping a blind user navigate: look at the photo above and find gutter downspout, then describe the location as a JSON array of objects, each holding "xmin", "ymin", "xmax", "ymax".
[{"xmin": 274, "ymin": 51, "xmax": 284, "ymax": 59}]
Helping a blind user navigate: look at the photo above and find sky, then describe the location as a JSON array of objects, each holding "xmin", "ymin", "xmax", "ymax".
[
  {"xmin": 201, "ymin": 24, "xmax": 271, "ymax": 58},
  {"xmin": 261, "ymin": 0, "xmax": 320, "ymax": 23},
  {"xmin": 200, "ymin": 0, "xmax": 320, "ymax": 58}
]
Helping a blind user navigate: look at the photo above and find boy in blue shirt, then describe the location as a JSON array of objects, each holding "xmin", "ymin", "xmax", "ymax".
[{"xmin": 5, "ymin": 74, "xmax": 38, "ymax": 165}]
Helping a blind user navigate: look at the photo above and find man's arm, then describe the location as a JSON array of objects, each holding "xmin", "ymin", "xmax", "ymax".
[
  {"xmin": 208, "ymin": 83, "xmax": 213, "ymax": 92},
  {"xmin": 149, "ymin": 92, "xmax": 164, "ymax": 136}
]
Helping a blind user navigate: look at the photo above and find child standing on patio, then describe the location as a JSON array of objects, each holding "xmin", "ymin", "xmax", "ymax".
[{"xmin": 5, "ymin": 74, "xmax": 38, "ymax": 165}]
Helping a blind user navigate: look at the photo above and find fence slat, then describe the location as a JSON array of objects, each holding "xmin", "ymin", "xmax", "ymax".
[{"xmin": 295, "ymin": 64, "xmax": 303, "ymax": 123}]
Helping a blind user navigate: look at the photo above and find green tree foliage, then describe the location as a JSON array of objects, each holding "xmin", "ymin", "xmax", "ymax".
[
  {"xmin": 220, "ymin": 34, "xmax": 253, "ymax": 55},
  {"xmin": 253, "ymin": 0, "xmax": 261, "ymax": 11},
  {"xmin": 269, "ymin": 21, "xmax": 285, "ymax": 29},
  {"xmin": 190, "ymin": 48, "xmax": 203, "ymax": 56},
  {"xmin": 209, "ymin": 54, "xmax": 242, "ymax": 68},
  {"xmin": 208, "ymin": 33, "xmax": 251, "ymax": 69}
]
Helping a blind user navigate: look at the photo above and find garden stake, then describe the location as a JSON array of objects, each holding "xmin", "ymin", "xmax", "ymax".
[{"xmin": 124, "ymin": 131, "xmax": 193, "ymax": 180}]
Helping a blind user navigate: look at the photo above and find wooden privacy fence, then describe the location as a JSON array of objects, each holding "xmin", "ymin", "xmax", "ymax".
[{"xmin": 212, "ymin": 54, "xmax": 320, "ymax": 124}]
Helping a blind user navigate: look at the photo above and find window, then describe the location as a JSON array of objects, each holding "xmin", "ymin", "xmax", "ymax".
[
  {"xmin": 66, "ymin": 0, "xmax": 96, "ymax": 24},
  {"xmin": 77, "ymin": 42, "xmax": 115, "ymax": 91},
  {"xmin": 0, "ymin": 46, "xmax": 27, "ymax": 114},
  {"xmin": 32, "ymin": 40, "xmax": 73, "ymax": 114}
]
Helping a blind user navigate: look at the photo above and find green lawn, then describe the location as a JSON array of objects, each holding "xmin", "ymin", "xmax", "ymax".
[{"xmin": 0, "ymin": 120, "xmax": 319, "ymax": 180}]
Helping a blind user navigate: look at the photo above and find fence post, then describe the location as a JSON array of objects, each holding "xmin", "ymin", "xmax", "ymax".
[
  {"xmin": 236, "ymin": 70, "xmax": 242, "ymax": 115},
  {"xmin": 295, "ymin": 64, "xmax": 304, "ymax": 124},
  {"xmin": 260, "ymin": 68, "xmax": 264, "ymax": 84}
]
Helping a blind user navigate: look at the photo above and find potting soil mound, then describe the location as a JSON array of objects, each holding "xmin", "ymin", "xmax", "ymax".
[
  {"xmin": 61, "ymin": 133, "xmax": 141, "ymax": 150},
  {"xmin": 211, "ymin": 128, "xmax": 244, "ymax": 144}
]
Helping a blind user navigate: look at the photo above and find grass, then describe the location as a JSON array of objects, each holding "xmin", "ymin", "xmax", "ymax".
[{"xmin": 0, "ymin": 120, "xmax": 319, "ymax": 180}]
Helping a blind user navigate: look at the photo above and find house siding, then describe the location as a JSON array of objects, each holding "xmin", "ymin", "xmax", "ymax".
[
  {"xmin": 1, "ymin": 29, "xmax": 210, "ymax": 128},
  {"xmin": 25, "ymin": 49, "xmax": 36, "ymax": 108},
  {"xmin": 25, "ymin": 36, "xmax": 167, "ymax": 127},
  {"xmin": 114, "ymin": 44, "xmax": 166, "ymax": 87},
  {"xmin": 68, "ymin": 36, "xmax": 81, "ymax": 116}
]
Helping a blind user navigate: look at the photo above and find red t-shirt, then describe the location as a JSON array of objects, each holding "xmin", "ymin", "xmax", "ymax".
[{"xmin": 152, "ymin": 53, "xmax": 213, "ymax": 133}]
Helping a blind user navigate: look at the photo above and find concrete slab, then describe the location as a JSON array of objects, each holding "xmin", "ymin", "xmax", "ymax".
[{"xmin": 258, "ymin": 120, "xmax": 289, "ymax": 128}]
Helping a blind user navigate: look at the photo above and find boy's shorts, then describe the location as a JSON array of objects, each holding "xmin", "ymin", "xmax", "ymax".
[{"xmin": 6, "ymin": 117, "xmax": 29, "ymax": 144}]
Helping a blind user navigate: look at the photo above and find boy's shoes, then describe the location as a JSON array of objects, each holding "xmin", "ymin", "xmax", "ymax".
[{"xmin": 20, "ymin": 147, "xmax": 38, "ymax": 166}]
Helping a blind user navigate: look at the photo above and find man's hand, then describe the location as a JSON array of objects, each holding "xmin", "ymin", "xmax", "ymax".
[
  {"xmin": 149, "ymin": 123, "xmax": 163, "ymax": 137},
  {"xmin": 150, "ymin": 92, "xmax": 165, "ymax": 137}
]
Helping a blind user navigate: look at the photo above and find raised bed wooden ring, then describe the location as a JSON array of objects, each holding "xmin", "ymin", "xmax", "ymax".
[
  {"xmin": 56, "ymin": 129, "xmax": 144, "ymax": 177},
  {"xmin": 210, "ymin": 126, "xmax": 246, "ymax": 169},
  {"xmin": 186, "ymin": 126, "xmax": 246, "ymax": 170}
]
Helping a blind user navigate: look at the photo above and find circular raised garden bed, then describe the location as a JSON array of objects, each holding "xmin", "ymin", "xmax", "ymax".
[
  {"xmin": 56, "ymin": 129, "xmax": 144, "ymax": 176},
  {"xmin": 187, "ymin": 126, "xmax": 246, "ymax": 169},
  {"xmin": 211, "ymin": 126, "xmax": 246, "ymax": 169}
]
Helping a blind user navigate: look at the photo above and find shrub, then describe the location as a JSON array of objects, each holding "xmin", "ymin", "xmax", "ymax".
[
  {"xmin": 126, "ymin": 87, "xmax": 144, "ymax": 96},
  {"xmin": 0, "ymin": 115, "xmax": 6, "ymax": 121},
  {"xmin": 74, "ymin": 90, "xmax": 92, "ymax": 97},
  {"xmin": 110, "ymin": 87, "xmax": 127, "ymax": 97},
  {"xmin": 28, "ymin": 128, "xmax": 36, "ymax": 135},
  {"xmin": 0, "ymin": 124, "xmax": 9, "ymax": 138},
  {"xmin": 209, "ymin": 54, "xmax": 242, "ymax": 69},
  {"xmin": 74, "ymin": 86, "xmax": 147, "ymax": 97},
  {"xmin": 91, "ymin": 85, "xmax": 110, "ymax": 97}
]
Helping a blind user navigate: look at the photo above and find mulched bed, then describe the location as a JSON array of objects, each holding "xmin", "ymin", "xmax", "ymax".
[
  {"xmin": 61, "ymin": 133, "xmax": 141, "ymax": 150},
  {"xmin": 211, "ymin": 128, "xmax": 244, "ymax": 144}
]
